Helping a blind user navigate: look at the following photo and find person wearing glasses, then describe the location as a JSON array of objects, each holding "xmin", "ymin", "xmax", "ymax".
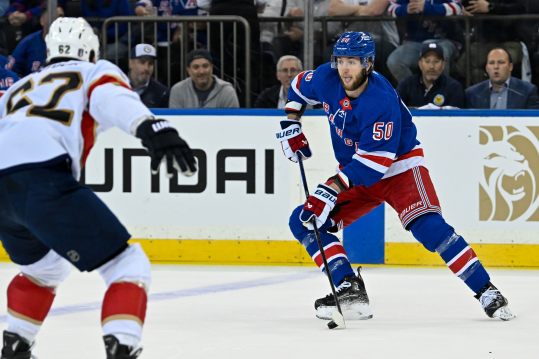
[{"xmin": 254, "ymin": 55, "xmax": 303, "ymax": 108}]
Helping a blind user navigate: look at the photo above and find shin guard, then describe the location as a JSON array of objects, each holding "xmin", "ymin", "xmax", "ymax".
[
  {"xmin": 436, "ymin": 233, "xmax": 490, "ymax": 293},
  {"xmin": 101, "ymin": 282, "xmax": 147, "ymax": 340},
  {"xmin": 290, "ymin": 204, "xmax": 354, "ymax": 286},
  {"xmin": 7, "ymin": 274, "xmax": 55, "ymax": 325},
  {"xmin": 409, "ymin": 214, "xmax": 490, "ymax": 293},
  {"xmin": 6, "ymin": 274, "xmax": 55, "ymax": 342}
]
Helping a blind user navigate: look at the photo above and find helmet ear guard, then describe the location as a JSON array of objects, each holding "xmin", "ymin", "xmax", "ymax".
[{"xmin": 45, "ymin": 17, "xmax": 100, "ymax": 63}]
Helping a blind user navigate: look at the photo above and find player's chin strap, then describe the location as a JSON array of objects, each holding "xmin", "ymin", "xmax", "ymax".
[{"xmin": 297, "ymin": 157, "xmax": 346, "ymax": 330}]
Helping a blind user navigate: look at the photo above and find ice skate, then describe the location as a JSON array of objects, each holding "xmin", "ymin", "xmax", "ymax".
[
  {"xmin": 315, "ymin": 267, "xmax": 373, "ymax": 320},
  {"xmin": 1, "ymin": 331, "xmax": 34, "ymax": 359},
  {"xmin": 475, "ymin": 283, "xmax": 515, "ymax": 321},
  {"xmin": 104, "ymin": 335, "xmax": 143, "ymax": 359}
]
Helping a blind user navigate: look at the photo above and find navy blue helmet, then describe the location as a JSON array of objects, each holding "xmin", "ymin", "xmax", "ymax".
[{"xmin": 331, "ymin": 31, "xmax": 376, "ymax": 69}]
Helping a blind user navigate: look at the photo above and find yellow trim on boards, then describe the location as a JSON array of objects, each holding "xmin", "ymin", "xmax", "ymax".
[
  {"xmin": 1, "ymin": 240, "xmax": 538, "ymax": 267},
  {"xmin": 385, "ymin": 242, "xmax": 539, "ymax": 268}
]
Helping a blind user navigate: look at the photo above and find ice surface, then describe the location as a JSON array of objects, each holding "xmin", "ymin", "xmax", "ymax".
[{"xmin": 0, "ymin": 264, "xmax": 537, "ymax": 359}]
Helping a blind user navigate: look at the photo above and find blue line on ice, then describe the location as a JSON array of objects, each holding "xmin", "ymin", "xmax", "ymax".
[{"xmin": 0, "ymin": 271, "xmax": 318, "ymax": 323}]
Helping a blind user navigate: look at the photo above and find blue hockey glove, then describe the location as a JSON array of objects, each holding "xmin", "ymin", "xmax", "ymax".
[
  {"xmin": 276, "ymin": 119, "xmax": 312, "ymax": 163},
  {"xmin": 136, "ymin": 119, "xmax": 197, "ymax": 177},
  {"xmin": 300, "ymin": 183, "xmax": 338, "ymax": 229}
]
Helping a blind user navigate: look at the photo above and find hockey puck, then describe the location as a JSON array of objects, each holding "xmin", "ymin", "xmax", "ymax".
[{"xmin": 327, "ymin": 320, "xmax": 338, "ymax": 329}]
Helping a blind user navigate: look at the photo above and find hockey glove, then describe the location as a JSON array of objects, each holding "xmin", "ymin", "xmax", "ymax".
[
  {"xmin": 276, "ymin": 119, "xmax": 312, "ymax": 163},
  {"xmin": 300, "ymin": 183, "xmax": 338, "ymax": 229},
  {"xmin": 136, "ymin": 119, "xmax": 197, "ymax": 177}
]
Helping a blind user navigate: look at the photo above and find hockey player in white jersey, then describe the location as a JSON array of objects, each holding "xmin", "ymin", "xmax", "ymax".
[{"xmin": 0, "ymin": 17, "xmax": 197, "ymax": 359}]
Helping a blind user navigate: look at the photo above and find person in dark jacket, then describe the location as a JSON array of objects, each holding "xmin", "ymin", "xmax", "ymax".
[
  {"xmin": 465, "ymin": 47, "xmax": 539, "ymax": 109},
  {"xmin": 255, "ymin": 55, "xmax": 302, "ymax": 108},
  {"xmin": 397, "ymin": 42, "xmax": 465, "ymax": 108},
  {"xmin": 128, "ymin": 43, "xmax": 170, "ymax": 108}
]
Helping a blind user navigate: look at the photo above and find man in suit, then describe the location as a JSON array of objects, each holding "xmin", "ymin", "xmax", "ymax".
[
  {"xmin": 128, "ymin": 43, "xmax": 170, "ymax": 108},
  {"xmin": 254, "ymin": 55, "xmax": 303, "ymax": 108},
  {"xmin": 465, "ymin": 48, "xmax": 539, "ymax": 109}
]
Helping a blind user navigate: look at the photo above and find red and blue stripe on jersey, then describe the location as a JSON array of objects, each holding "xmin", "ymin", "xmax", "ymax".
[{"xmin": 288, "ymin": 63, "xmax": 422, "ymax": 188}]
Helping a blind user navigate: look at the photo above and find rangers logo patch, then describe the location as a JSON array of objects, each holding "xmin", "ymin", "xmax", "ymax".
[
  {"xmin": 323, "ymin": 102, "xmax": 330, "ymax": 114},
  {"xmin": 305, "ymin": 73, "xmax": 313, "ymax": 82},
  {"xmin": 339, "ymin": 97, "xmax": 352, "ymax": 111}
]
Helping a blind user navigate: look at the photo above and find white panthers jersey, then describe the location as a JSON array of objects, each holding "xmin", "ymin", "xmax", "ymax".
[{"xmin": 0, "ymin": 59, "xmax": 153, "ymax": 179}]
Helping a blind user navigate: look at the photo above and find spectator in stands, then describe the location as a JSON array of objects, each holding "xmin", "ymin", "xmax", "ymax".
[
  {"xmin": 286, "ymin": 0, "xmax": 369, "ymax": 64},
  {"xmin": 456, "ymin": 0, "xmax": 528, "ymax": 85},
  {"xmin": 0, "ymin": 63, "xmax": 19, "ymax": 97},
  {"xmin": 331, "ymin": 0, "xmax": 399, "ymax": 82},
  {"xmin": 397, "ymin": 42, "xmax": 464, "ymax": 108},
  {"xmin": 522, "ymin": 1, "xmax": 539, "ymax": 88},
  {"xmin": 256, "ymin": 0, "xmax": 303, "ymax": 93},
  {"xmin": 0, "ymin": 55, "xmax": 9, "ymax": 67},
  {"xmin": 128, "ymin": 43, "xmax": 170, "ymax": 108},
  {"xmin": 2, "ymin": 1, "xmax": 64, "ymax": 53},
  {"xmin": 134, "ymin": 0, "xmax": 202, "ymax": 86},
  {"xmin": 5, "ymin": 0, "xmax": 64, "ymax": 29},
  {"xmin": 255, "ymin": 55, "xmax": 303, "ymax": 108},
  {"xmin": 209, "ymin": 0, "xmax": 261, "ymax": 105},
  {"xmin": 0, "ymin": 0, "xmax": 9, "ymax": 16},
  {"xmin": 387, "ymin": 0, "xmax": 463, "ymax": 84},
  {"xmin": 465, "ymin": 48, "xmax": 539, "ymax": 109},
  {"xmin": 5, "ymin": 7, "xmax": 52, "ymax": 76},
  {"xmin": 169, "ymin": 49, "xmax": 239, "ymax": 108},
  {"xmin": 134, "ymin": 0, "xmax": 198, "ymax": 45},
  {"xmin": 81, "ymin": 0, "xmax": 132, "ymax": 60},
  {"xmin": 258, "ymin": 0, "xmax": 303, "ymax": 60}
]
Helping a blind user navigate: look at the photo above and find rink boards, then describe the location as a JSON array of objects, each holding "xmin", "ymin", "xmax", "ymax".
[{"xmin": 1, "ymin": 109, "xmax": 538, "ymax": 267}]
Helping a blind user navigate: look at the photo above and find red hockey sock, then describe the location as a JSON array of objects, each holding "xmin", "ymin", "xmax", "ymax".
[
  {"xmin": 7, "ymin": 274, "xmax": 55, "ymax": 324},
  {"xmin": 101, "ymin": 282, "xmax": 147, "ymax": 326}
]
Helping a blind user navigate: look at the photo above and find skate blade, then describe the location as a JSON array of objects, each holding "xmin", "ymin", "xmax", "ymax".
[
  {"xmin": 492, "ymin": 306, "xmax": 516, "ymax": 321},
  {"xmin": 316, "ymin": 303, "xmax": 373, "ymax": 321}
]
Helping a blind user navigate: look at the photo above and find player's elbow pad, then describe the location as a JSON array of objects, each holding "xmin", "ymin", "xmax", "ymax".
[{"xmin": 284, "ymin": 100, "xmax": 306, "ymax": 118}]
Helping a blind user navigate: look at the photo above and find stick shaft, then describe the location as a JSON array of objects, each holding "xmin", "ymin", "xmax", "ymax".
[{"xmin": 297, "ymin": 158, "xmax": 344, "ymax": 316}]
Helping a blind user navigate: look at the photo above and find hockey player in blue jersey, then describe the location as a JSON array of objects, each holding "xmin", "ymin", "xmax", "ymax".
[{"xmin": 276, "ymin": 31, "xmax": 514, "ymax": 322}]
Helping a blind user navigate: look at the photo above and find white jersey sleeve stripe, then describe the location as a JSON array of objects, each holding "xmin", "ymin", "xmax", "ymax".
[
  {"xmin": 285, "ymin": 101, "xmax": 303, "ymax": 112},
  {"xmin": 352, "ymin": 153, "xmax": 390, "ymax": 173},
  {"xmin": 355, "ymin": 148, "xmax": 396, "ymax": 159}
]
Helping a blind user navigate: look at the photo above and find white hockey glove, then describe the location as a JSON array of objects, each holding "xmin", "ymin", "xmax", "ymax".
[
  {"xmin": 300, "ymin": 183, "xmax": 338, "ymax": 229},
  {"xmin": 275, "ymin": 119, "xmax": 312, "ymax": 163}
]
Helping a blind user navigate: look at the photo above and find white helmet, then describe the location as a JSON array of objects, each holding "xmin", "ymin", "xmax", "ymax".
[{"xmin": 45, "ymin": 17, "xmax": 100, "ymax": 63}]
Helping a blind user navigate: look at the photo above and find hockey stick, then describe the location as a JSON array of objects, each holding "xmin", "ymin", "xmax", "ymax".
[{"xmin": 297, "ymin": 157, "xmax": 346, "ymax": 330}]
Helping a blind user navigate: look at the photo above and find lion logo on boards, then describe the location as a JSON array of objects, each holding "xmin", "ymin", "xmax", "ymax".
[{"xmin": 479, "ymin": 126, "xmax": 539, "ymax": 221}]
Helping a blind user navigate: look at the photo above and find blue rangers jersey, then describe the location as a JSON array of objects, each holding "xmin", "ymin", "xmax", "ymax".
[
  {"xmin": 0, "ymin": 67, "xmax": 20, "ymax": 96},
  {"xmin": 6, "ymin": 30, "xmax": 46, "ymax": 76},
  {"xmin": 287, "ymin": 63, "xmax": 424, "ymax": 187}
]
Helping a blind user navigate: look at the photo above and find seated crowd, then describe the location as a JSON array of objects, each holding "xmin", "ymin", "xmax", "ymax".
[{"xmin": 1, "ymin": 0, "xmax": 539, "ymax": 109}]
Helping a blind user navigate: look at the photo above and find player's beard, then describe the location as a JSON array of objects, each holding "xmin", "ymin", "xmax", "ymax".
[{"xmin": 340, "ymin": 68, "xmax": 368, "ymax": 92}]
